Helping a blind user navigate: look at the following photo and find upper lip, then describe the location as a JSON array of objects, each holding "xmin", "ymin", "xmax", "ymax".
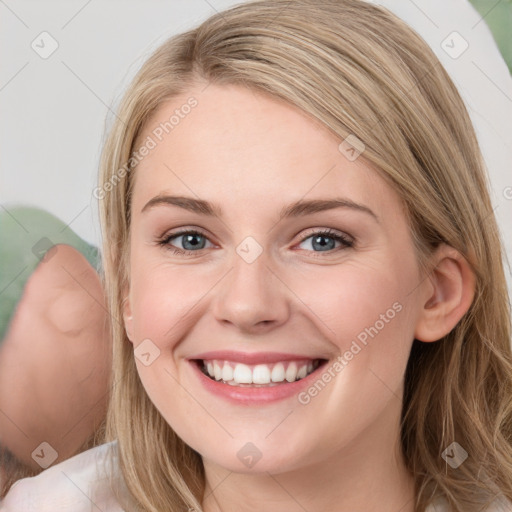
[{"xmin": 189, "ymin": 350, "xmax": 326, "ymax": 365}]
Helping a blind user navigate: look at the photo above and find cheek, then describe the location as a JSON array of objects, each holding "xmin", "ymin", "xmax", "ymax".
[
  {"xmin": 292, "ymin": 260, "xmax": 416, "ymax": 348},
  {"xmin": 128, "ymin": 258, "xmax": 215, "ymax": 344},
  {"xmin": 289, "ymin": 264, "xmax": 417, "ymax": 442}
]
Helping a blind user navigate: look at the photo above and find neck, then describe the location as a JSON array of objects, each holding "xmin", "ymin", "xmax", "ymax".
[{"xmin": 201, "ymin": 397, "xmax": 415, "ymax": 512}]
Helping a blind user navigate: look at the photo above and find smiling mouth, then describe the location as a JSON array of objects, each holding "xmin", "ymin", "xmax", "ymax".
[{"xmin": 194, "ymin": 358, "xmax": 328, "ymax": 387}]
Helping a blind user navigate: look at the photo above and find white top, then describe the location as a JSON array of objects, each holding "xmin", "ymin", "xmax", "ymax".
[
  {"xmin": 0, "ymin": 441, "xmax": 125, "ymax": 512},
  {"xmin": 1, "ymin": 441, "xmax": 510, "ymax": 511}
]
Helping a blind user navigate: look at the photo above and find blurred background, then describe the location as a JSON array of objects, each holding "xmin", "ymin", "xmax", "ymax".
[{"xmin": 470, "ymin": 0, "xmax": 511, "ymax": 72}]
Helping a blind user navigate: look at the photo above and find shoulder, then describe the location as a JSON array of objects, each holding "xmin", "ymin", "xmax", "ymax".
[{"xmin": 0, "ymin": 441, "xmax": 125, "ymax": 511}]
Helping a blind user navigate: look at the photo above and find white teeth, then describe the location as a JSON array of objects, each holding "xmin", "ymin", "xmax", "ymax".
[
  {"xmin": 222, "ymin": 363, "xmax": 234, "ymax": 381},
  {"xmin": 285, "ymin": 362, "xmax": 298, "ymax": 382},
  {"xmin": 202, "ymin": 359, "xmax": 320, "ymax": 386},
  {"xmin": 233, "ymin": 363, "xmax": 253, "ymax": 384},
  {"xmin": 252, "ymin": 364, "xmax": 271, "ymax": 384},
  {"xmin": 213, "ymin": 361, "xmax": 223, "ymax": 380},
  {"xmin": 271, "ymin": 363, "xmax": 285, "ymax": 383},
  {"xmin": 297, "ymin": 365, "xmax": 308, "ymax": 380}
]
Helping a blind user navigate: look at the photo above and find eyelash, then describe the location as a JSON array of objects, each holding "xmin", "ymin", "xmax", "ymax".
[{"xmin": 156, "ymin": 228, "xmax": 354, "ymax": 257}]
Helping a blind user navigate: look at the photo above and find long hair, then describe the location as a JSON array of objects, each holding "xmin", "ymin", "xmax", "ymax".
[{"xmin": 97, "ymin": 1, "xmax": 512, "ymax": 510}]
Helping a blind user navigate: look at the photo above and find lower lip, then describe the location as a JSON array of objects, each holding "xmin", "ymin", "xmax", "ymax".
[{"xmin": 189, "ymin": 360, "xmax": 328, "ymax": 405}]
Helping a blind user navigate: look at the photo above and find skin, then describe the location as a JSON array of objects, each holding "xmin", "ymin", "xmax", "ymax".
[
  {"xmin": 0, "ymin": 244, "xmax": 111, "ymax": 472},
  {"xmin": 123, "ymin": 83, "xmax": 475, "ymax": 512}
]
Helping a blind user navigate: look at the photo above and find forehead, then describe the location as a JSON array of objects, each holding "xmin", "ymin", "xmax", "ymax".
[{"xmin": 131, "ymin": 83, "xmax": 401, "ymax": 220}]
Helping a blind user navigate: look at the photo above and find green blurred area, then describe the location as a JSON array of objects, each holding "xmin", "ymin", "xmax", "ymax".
[{"xmin": 469, "ymin": 0, "xmax": 512, "ymax": 73}]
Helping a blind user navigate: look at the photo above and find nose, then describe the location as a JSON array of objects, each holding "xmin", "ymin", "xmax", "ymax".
[{"xmin": 211, "ymin": 247, "xmax": 291, "ymax": 333}]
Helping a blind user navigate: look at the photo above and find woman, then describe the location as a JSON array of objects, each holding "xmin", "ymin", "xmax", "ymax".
[{"xmin": 2, "ymin": 0, "xmax": 511, "ymax": 510}]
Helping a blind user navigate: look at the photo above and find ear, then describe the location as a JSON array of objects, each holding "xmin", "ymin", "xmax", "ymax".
[
  {"xmin": 415, "ymin": 244, "xmax": 476, "ymax": 342},
  {"xmin": 122, "ymin": 289, "xmax": 135, "ymax": 344}
]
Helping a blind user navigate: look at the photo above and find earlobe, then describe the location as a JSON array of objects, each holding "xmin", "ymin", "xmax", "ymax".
[{"xmin": 414, "ymin": 245, "xmax": 476, "ymax": 343}]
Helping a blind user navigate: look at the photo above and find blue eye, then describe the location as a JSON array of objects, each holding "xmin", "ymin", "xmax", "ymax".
[
  {"xmin": 158, "ymin": 230, "xmax": 213, "ymax": 255},
  {"xmin": 157, "ymin": 228, "xmax": 353, "ymax": 256},
  {"xmin": 297, "ymin": 229, "xmax": 353, "ymax": 254}
]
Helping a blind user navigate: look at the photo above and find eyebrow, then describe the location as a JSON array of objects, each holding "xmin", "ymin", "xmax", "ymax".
[{"xmin": 141, "ymin": 195, "xmax": 378, "ymax": 222}]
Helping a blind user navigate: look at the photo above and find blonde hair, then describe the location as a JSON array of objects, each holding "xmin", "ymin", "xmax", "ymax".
[{"xmin": 97, "ymin": 1, "xmax": 512, "ymax": 510}]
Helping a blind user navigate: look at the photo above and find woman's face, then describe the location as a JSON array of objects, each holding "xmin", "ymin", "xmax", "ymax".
[{"xmin": 123, "ymin": 83, "xmax": 430, "ymax": 474}]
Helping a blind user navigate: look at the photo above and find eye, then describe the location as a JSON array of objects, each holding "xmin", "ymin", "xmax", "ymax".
[
  {"xmin": 156, "ymin": 227, "xmax": 354, "ymax": 257},
  {"xmin": 296, "ymin": 229, "xmax": 353, "ymax": 255},
  {"xmin": 157, "ymin": 229, "xmax": 214, "ymax": 255}
]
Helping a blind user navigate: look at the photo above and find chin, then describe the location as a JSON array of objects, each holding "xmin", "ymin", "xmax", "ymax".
[{"xmin": 198, "ymin": 439, "xmax": 311, "ymax": 475}]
